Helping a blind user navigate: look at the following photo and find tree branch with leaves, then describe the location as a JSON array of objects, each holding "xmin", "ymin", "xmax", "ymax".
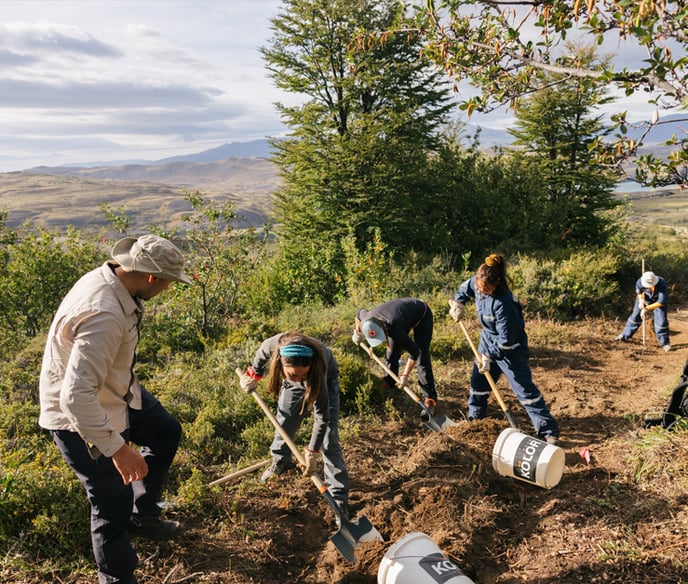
[{"xmin": 401, "ymin": 0, "xmax": 687, "ymax": 186}]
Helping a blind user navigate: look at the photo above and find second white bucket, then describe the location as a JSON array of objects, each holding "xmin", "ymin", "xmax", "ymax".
[
  {"xmin": 377, "ymin": 532, "xmax": 475, "ymax": 584},
  {"xmin": 492, "ymin": 427, "xmax": 565, "ymax": 489}
]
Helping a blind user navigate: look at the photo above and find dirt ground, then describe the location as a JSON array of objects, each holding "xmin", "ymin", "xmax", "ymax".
[{"xmin": 27, "ymin": 312, "xmax": 688, "ymax": 584}]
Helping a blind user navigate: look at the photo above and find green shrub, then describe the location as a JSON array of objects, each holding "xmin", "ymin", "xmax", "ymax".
[
  {"xmin": 336, "ymin": 353, "xmax": 383, "ymax": 416},
  {"xmin": 0, "ymin": 436, "xmax": 90, "ymax": 562},
  {"xmin": 511, "ymin": 250, "xmax": 620, "ymax": 319}
]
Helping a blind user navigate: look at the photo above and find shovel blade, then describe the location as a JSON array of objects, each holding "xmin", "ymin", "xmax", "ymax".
[
  {"xmin": 330, "ymin": 515, "xmax": 383, "ymax": 564},
  {"xmin": 420, "ymin": 411, "xmax": 458, "ymax": 433},
  {"xmin": 435, "ymin": 414, "xmax": 459, "ymax": 430}
]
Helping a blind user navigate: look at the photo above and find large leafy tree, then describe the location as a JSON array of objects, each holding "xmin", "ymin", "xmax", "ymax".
[
  {"xmin": 406, "ymin": 0, "xmax": 687, "ymax": 187},
  {"xmin": 506, "ymin": 45, "xmax": 622, "ymax": 247},
  {"xmin": 261, "ymin": 0, "xmax": 455, "ymax": 303}
]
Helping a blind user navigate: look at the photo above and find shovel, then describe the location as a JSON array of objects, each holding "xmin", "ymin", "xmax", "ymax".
[
  {"xmin": 208, "ymin": 458, "xmax": 270, "ymax": 488},
  {"xmin": 458, "ymin": 321, "xmax": 519, "ymax": 429},
  {"xmin": 355, "ymin": 342, "xmax": 457, "ymax": 433},
  {"xmin": 234, "ymin": 368, "xmax": 383, "ymax": 564}
]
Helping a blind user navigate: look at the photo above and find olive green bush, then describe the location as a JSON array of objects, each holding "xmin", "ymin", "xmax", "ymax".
[
  {"xmin": 0, "ymin": 224, "xmax": 103, "ymax": 358},
  {"xmin": 510, "ymin": 250, "xmax": 621, "ymax": 320}
]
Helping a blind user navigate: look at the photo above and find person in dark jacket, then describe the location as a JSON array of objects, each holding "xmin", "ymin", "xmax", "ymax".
[
  {"xmin": 449, "ymin": 254, "xmax": 560, "ymax": 444},
  {"xmin": 616, "ymin": 271, "xmax": 671, "ymax": 351},
  {"xmin": 352, "ymin": 298, "xmax": 438, "ymax": 414},
  {"xmin": 238, "ymin": 331, "xmax": 350, "ymax": 521}
]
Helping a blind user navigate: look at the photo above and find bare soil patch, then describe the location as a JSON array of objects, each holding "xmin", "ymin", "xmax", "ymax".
[{"xmin": 144, "ymin": 311, "xmax": 688, "ymax": 583}]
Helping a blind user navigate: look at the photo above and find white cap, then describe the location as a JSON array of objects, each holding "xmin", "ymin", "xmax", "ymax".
[
  {"xmin": 641, "ymin": 271, "xmax": 658, "ymax": 288},
  {"xmin": 361, "ymin": 318, "xmax": 385, "ymax": 347}
]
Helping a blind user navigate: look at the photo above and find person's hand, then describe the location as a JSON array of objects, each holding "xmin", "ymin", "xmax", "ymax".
[
  {"xmin": 239, "ymin": 371, "xmax": 259, "ymax": 393},
  {"xmin": 398, "ymin": 374, "xmax": 410, "ymax": 389},
  {"xmin": 448, "ymin": 300, "xmax": 464, "ymax": 322},
  {"xmin": 641, "ymin": 308, "xmax": 648, "ymax": 321},
  {"xmin": 351, "ymin": 329, "xmax": 364, "ymax": 345},
  {"xmin": 303, "ymin": 448, "xmax": 320, "ymax": 475},
  {"xmin": 477, "ymin": 354, "xmax": 491, "ymax": 374},
  {"xmin": 112, "ymin": 443, "xmax": 149, "ymax": 485}
]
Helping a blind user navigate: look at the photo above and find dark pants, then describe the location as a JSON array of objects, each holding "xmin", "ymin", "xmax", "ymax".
[
  {"xmin": 384, "ymin": 307, "xmax": 437, "ymax": 400},
  {"xmin": 51, "ymin": 388, "xmax": 181, "ymax": 584}
]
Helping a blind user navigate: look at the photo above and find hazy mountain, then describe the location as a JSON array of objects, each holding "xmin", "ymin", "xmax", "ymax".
[
  {"xmin": 153, "ymin": 139, "xmax": 274, "ymax": 164},
  {"xmin": 24, "ymin": 112, "xmax": 684, "ymax": 176}
]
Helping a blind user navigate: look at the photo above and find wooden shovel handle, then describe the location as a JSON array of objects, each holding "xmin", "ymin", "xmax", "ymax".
[
  {"xmin": 235, "ymin": 367, "xmax": 307, "ymax": 467},
  {"xmin": 357, "ymin": 343, "xmax": 424, "ymax": 406},
  {"xmin": 209, "ymin": 458, "xmax": 270, "ymax": 487},
  {"xmin": 458, "ymin": 321, "xmax": 512, "ymax": 414}
]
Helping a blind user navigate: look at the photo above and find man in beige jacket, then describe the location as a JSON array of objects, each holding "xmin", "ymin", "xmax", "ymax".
[{"xmin": 39, "ymin": 234, "xmax": 191, "ymax": 584}]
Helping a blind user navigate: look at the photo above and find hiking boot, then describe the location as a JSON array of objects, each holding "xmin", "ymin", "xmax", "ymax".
[
  {"xmin": 260, "ymin": 459, "xmax": 293, "ymax": 482},
  {"xmin": 128, "ymin": 515, "xmax": 180, "ymax": 541},
  {"xmin": 663, "ymin": 344, "xmax": 672, "ymax": 352},
  {"xmin": 615, "ymin": 333, "xmax": 627, "ymax": 342},
  {"xmin": 545, "ymin": 436, "xmax": 559, "ymax": 446}
]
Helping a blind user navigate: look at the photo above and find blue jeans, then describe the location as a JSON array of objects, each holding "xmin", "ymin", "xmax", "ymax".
[
  {"xmin": 51, "ymin": 388, "xmax": 181, "ymax": 584},
  {"xmin": 269, "ymin": 380, "xmax": 350, "ymax": 505},
  {"xmin": 468, "ymin": 352, "xmax": 559, "ymax": 438},
  {"xmin": 622, "ymin": 299, "xmax": 670, "ymax": 346}
]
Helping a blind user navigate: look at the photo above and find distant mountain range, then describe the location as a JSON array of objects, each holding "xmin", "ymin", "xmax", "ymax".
[
  {"xmin": 29, "ymin": 139, "xmax": 276, "ymax": 170},
  {"xmin": 23, "ymin": 113, "xmax": 684, "ymax": 174}
]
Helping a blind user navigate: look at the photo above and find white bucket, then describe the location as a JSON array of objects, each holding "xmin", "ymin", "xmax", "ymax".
[
  {"xmin": 492, "ymin": 427, "xmax": 565, "ymax": 489},
  {"xmin": 377, "ymin": 532, "xmax": 475, "ymax": 584}
]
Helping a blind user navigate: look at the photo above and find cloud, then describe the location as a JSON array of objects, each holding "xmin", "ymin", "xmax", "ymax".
[
  {"xmin": 2, "ymin": 22, "xmax": 123, "ymax": 57},
  {"xmin": 0, "ymin": 2, "xmax": 287, "ymax": 170}
]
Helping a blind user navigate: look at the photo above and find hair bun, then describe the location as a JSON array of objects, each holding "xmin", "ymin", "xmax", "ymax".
[{"xmin": 485, "ymin": 254, "xmax": 502, "ymax": 267}]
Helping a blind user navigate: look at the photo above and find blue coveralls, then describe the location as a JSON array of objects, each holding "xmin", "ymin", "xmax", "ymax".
[
  {"xmin": 455, "ymin": 277, "xmax": 559, "ymax": 439},
  {"xmin": 252, "ymin": 333, "xmax": 350, "ymax": 507},
  {"xmin": 620, "ymin": 276, "xmax": 670, "ymax": 347},
  {"xmin": 357, "ymin": 298, "xmax": 437, "ymax": 401}
]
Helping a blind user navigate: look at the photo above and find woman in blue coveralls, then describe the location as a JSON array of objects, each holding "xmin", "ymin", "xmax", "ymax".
[
  {"xmin": 449, "ymin": 254, "xmax": 560, "ymax": 444},
  {"xmin": 616, "ymin": 271, "xmax": 671, "ymax": 351},
  {"xmin": 238, "ymin": 331, "xmax": 350, "ymax": 523}
]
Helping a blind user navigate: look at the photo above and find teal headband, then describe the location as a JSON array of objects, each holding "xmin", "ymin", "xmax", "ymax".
[{"xmin": 279, "ymin": 344, "xmax": 314, "ymax": 358}]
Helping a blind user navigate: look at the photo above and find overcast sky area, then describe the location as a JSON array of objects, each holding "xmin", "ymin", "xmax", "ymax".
[{"xmin": 0, "ymin": 1, "xmax": 675, "ymax": 172}]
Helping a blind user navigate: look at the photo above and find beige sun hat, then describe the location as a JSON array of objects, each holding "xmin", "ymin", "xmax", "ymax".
[{"xmin": 111, "ymin": 234, "xmax": 192, "ymax": 284}]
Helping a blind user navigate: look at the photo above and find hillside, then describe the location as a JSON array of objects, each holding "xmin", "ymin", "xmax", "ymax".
[
  {"xmin": 0, "ymin": 157, "xmax": 280, "ymax": 231},
  {"xmin": 9, "ymin": 313, "xmax": 688, "ymax": 584}
]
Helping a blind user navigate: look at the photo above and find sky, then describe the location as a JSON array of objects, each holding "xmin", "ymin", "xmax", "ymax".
[
  {"xmin": 1, "ymin": 0, "xmax": 290, "ymax": 171},
  {"xmin": 0, "ymin": 1, "xmax": 675, "ymax": 173}
]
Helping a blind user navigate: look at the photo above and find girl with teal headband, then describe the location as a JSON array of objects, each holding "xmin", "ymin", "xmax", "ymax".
[{"xmin": 239, "ymin": 331, "xmax": 351, "ymax": 524}]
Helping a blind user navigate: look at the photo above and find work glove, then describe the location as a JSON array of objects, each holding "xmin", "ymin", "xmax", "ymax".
[
  {"xmin": 398, "ymin": 374, "xmax": 410, "ymax": 389},
  {"xmin": 303, "ymin": 448, "xmax": 320, "ymax": 475},
  {"xmin": 351, "ymin": 329, "xmax": 364, "ymax": 345},
  {"xmin": 448, "ymin": 300, "xmax": 464, "ymax": 322},
  {"xmin": 239, "ymin": 366, "xmax": 262, "ymax": 393},
  {"xmin": 641, "ymin": 308, "xmax": 648, "ymax": 321},
  {"xmin": 477, "ymin": 354, "xmax": 491, "ymax": 374}
]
